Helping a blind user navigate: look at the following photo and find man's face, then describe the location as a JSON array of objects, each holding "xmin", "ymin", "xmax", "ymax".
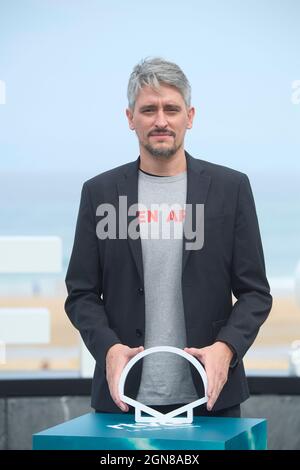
[{"xmin": 126, "ymin": 84, "xmax": 195, "ymax": 159}]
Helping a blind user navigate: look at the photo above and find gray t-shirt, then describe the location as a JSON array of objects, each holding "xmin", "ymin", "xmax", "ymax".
[{"xmin": 136, "ymin": 169, "xmax": 199, "ymax": 405}]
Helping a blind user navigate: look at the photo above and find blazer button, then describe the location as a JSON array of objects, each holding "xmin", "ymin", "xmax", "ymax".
[
  {"xmin": 136, "ymin": 329, "xmax": 143, "ymax": 337},
  {"xmin": 138, "ymin": 287, "xmax": 144, "ymax": 295}
]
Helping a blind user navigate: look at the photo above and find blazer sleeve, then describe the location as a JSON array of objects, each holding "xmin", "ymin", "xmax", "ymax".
[
  {"xmin": 216, "ymin": 173, "xmax": 273, "ymax": 365},
  {"xmin": 64, "ymin": 182, "xmax": 121, "ymax": 373}
]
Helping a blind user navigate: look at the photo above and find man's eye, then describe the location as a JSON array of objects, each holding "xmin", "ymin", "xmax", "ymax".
[
  {"xmin": 142, "ymin": 108, "xmax": 178, "ymax": 113},
  {"xmin": 165, "ymin": 108, "xmax": 179, "ymax": 113}
]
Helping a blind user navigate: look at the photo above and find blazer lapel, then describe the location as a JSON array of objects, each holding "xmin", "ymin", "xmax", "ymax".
[
  {"xmin": 182, "ymin": 152, "xmax": 211, "ymax": 273},
  {"xmin": 117, "ymin": 156, "xmax": 144, "ymax": 283}
]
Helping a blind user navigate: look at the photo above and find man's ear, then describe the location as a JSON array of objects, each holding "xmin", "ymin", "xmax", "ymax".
[
  {"xmin": 187, "ymin": 107, "xmax": 195, "ymax": 129},
  {"xmin": 126, "ymin": 108, "xmax": 135, "ymax": 130}
]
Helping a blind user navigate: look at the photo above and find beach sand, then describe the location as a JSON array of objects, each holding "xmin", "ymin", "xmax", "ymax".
[
  {"xmin": 0, "ymin": 295, "xmax": 79, "ymax": 371},
  {"xmin": 1, "ymin": 294, "xmax": 300, "ymax": 372}
]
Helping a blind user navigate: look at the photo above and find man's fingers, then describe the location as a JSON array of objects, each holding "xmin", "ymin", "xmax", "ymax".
[
  {"xmin": 112, "ymin": 393, "xmax": 128, "ymax": 413},
  {"xmin": 184, "ymin": 345, "xmax": 230, "ymax": 412},
  {"xmin": 110, "ymin": 376, "xmax": 129, "ymax": 412},
  {"xmin": 206, "ymin": 368, "xmax": 215, "ymax": 404},
  {"xmin": 184, "ymin": 347, "xmax": 216, "ymax": 410},
  {"xmin": 205, "ymin": 364, "xmax": 218, "ymax": 410},
  {"xmin": 107, "ymin": 366, "xmax": 128, "ymax": 412},
  {"xmin": 184, "ymin": 347, "xmax": 204, "ymax": 361},
  {"xmin": 207, "ymin": 377, "xmax": 225, "ymax": 410},
  {"xmin": 207, "ymin": 388, "xmax": 220, "ymax": 411},
  {"xmin": 115, "ymin": 398, "xmax": 129, "ymax": 412},
  {"xmin": 110, "ymin": 346, "xmax": 144, "ymax": 412},
  {"xmin": 128, "ymin": 345, "xmax": 144, "ymax": 358},
  {"xmin": 207, "ymin": 381, "xmax": 217, "ymax": 410}
]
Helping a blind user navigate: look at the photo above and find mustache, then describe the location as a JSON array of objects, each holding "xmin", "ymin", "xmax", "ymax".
[{"xmin": 148, "ymin": 129, "xmax": 175, "ymax": 137}]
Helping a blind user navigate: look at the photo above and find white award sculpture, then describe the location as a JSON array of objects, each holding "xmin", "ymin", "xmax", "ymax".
[{"xmin": 118, "ymin": 346, "xmax": 208, "ymax": 424}]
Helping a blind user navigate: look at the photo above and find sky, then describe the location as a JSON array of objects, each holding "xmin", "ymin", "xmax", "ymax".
[{"xmin": 0, "ymin": 0, "xmax": 299, "ymax": 175}]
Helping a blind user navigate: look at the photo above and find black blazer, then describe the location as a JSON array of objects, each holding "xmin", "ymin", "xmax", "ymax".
[{"xmin": 65, "ymin": 151, "xmax": 272, "ymax": 412}]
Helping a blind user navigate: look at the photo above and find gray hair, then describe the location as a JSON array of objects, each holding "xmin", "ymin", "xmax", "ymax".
[{"xmin": 127, "ymin": 57, "xmax": 191, "ymax": 110}]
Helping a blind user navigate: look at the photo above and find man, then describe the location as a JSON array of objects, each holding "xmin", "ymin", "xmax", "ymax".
[{"xmin": 65, "ymin": 57, "xmax": 272, "ymax": 418}]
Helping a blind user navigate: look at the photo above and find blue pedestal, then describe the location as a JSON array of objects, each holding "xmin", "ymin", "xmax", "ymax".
[{"xmin": 33, "ymin": 412, "xmax": 267, "ymax": 450}]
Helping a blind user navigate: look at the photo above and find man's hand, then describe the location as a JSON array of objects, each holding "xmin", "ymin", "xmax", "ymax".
[
  {"xmin": 106, "ymin": 343, "xmax": 144, "ymax": 412},
  {"xmin": 184, "ymin": 341, "xmax": 233, "ymax": 411}
]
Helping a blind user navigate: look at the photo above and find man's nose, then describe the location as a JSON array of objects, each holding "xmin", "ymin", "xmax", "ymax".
[{"xmin": 154, "ymin": 110, "xmax": 168, "ymax": 128}]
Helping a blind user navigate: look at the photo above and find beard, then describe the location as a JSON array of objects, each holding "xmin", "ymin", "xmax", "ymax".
[{"xmin": 143, "ymin": 140, "xmax": 181, "ymax": 159}]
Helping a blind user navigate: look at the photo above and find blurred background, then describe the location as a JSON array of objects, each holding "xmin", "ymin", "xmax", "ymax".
[{"xmin": 0, "ymin": 0, "xmax": 300, "ymax": 449}]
